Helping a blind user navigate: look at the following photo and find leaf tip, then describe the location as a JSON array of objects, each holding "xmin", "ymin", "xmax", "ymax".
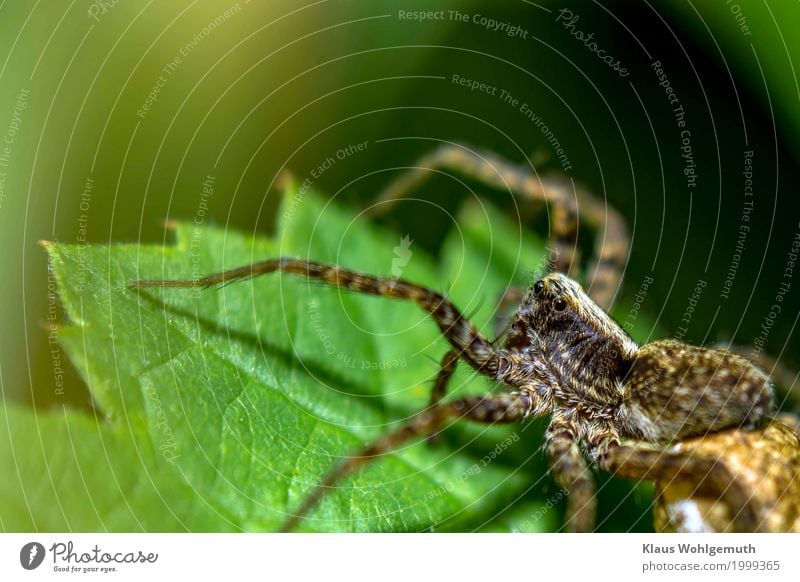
[
  {"xmin": 37, "ymin": 318, "xmax": 63, "ymax": 333},
  {"xmin": 276, "ymin": 169, "xmax": 296, "ymax": 194},
  {"xmin": 38, "ymin": 239, "xmax": 61, "ymax": 262}
]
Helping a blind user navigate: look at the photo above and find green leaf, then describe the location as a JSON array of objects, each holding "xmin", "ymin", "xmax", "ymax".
[
  {"xmin": 2, "ymin": 183, "xmax": 650, "ymax": 532},
  {"xmin": 0, "ymin": 404, "xmax": 227, "ymax": 531}
]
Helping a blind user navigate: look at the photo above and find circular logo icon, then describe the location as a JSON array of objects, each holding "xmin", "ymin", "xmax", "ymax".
[{"xmin": 20, "ymin": 542, "xmax": 46, "ymax": 570}]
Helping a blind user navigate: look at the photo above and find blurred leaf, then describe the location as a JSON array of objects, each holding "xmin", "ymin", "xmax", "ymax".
[{"xmin": 0, "ymin": 404, "xmax": 227, "ymax": 531}]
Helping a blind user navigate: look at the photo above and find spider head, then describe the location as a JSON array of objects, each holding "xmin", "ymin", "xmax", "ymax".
[
  {"xmin": 521, "ymin": 273, "xmax": 637, "ymax": 369},
  {"xmin": 524, "ymin": 273, "xmax": 591, "ymax": 333}
]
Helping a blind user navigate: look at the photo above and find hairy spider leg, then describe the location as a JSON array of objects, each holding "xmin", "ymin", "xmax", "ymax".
[
  {"xmin": 423, "ymin": 349, "xmax": 460, "ymax": 446},
  {"xmin": 279, "ymin": 389, "xmax": 549, "ymax": 532},
  {"xmin": 428, "ymin": 286, "xmax": 543, "ymax": 409},
  {"xmin": 429, "ymin": 349, "xmax": 460, "ymax": 408},
  {"xmin": 371, "ymin": 144, "xmax": 579, "ymax": 278},
  {"xmin": 650, "ymin": 420, "xmax": 800, "ymax": 533},
  {"xmin": 541, "ymin": 410, "xmax": 766, "ymax": 533},
  {"xmin": 131, "ymin": 257, "xmax": 515, "ymax": 377},
  {"xmin": 371, "ymin": 144, "xmax": 629, "ymax": 310},
  {"xmin": 131, "ymin": 257, "xmax": 542, "ymax": 410},
  {"xmin": 131, "ymin": 260, "xmax": 558, "ymax": 531},
  {"xmin": 545, "ymin": 412, "xmax": 598, "ymax": 532},
  {"xmin": 592, "ymin": 438, "xmax": 765, "ymax": 533}
]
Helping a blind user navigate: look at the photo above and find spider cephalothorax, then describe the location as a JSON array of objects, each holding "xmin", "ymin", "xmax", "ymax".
[
  {"xmin": 131, "ymin": 144, "xmax": 782, "ymax": 532},
  {"xmin": 514, "ymin": 273, "xmax": 638, "ymax": 406},
  {"xmin": 514, "ymin": 273, "xmax": 773, "ymax": 446}
]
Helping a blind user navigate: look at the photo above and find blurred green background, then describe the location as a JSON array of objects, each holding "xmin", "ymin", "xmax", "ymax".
[{"xmin": 1, "ymin": 0, "xmax": 799, "ymax": 531}]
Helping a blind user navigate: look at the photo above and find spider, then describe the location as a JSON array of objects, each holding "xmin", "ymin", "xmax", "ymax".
[{"xmin": 130, "ymin": 144, "xmax": 777, "ymax": 532}]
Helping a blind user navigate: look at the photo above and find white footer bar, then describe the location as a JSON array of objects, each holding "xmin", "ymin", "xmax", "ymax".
[{"xmin": 1, "ymin": 533, "xmax": 797, "ymax": 581}]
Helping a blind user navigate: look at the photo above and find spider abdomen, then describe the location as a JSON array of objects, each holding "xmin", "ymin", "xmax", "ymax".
[{"xmin": 618, "ymin": 339, "xmax": 773, "ymax": 443}]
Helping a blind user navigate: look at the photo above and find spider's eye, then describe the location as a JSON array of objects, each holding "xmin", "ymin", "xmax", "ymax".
[
  {"xmin": 553, "ymin": 297, "xmax": 567, "ymax": 311},
  {"xmin": 533, "ymin": 280, "xmax": 545, "ymax": 296}
]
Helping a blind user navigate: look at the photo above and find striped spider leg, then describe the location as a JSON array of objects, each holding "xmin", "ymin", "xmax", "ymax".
[{"xmin": 129, "ymin": 258, "xmax": 557, "ymax": 531}]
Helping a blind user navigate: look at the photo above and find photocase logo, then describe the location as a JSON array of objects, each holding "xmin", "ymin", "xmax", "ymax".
[
  {"xmin": 20, "ymin": 542, "xmax": 45, "ymax": 570},
  {"xmin": 391, "ymin": 235, "xmax": 413, "ymax": 277}
]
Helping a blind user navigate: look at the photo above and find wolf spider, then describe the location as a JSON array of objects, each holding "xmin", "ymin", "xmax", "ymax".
[{"xmin": 131, "ymin": 144, "xmax": 776, "ymax": 532}]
